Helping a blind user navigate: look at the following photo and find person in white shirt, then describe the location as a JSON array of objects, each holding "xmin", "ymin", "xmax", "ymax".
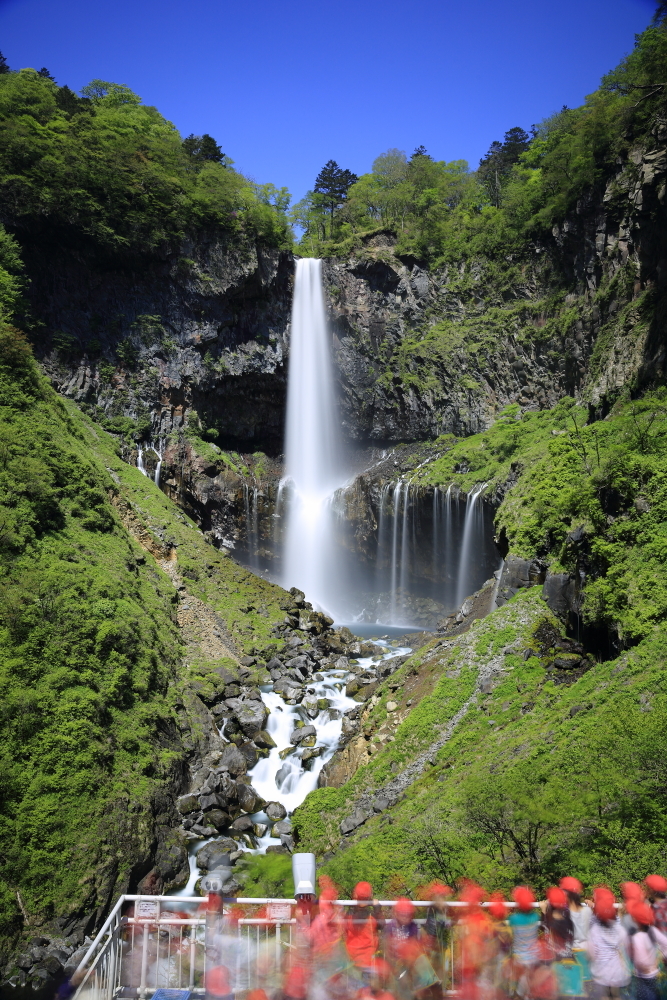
[
  {"xmin": 587, "ymin": 887, "xmax": 630, "ymax": 1000},
  {"xmin": 627, "ymin": 902, "xmax": 667, "ymax": 1000}
]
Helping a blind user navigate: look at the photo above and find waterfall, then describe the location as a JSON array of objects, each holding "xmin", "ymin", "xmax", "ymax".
[
  {"xmin": 244, "ymin": 484, "xmax": 260, "ymax": 568},
  {"xmin": 282, "ymin": 259, "xmax": 346, "ymax": 615},
  {"xmin": 456, "ymin": 484, "xmax": 487, "ymax": 606},
  {"xmin": 154, "ymin": 442, "xmax": 163, "ymax": 487},
  {"xmin": 137, "ymin": 447, "xmax": 146, "ymax": 476}
]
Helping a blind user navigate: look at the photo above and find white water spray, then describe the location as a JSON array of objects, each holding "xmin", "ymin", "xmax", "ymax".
[
  {"xmin": 283, "ymin": 259, "xmax": 346, "ymax": 614},
  {"xmin": 456, "ymin": 483, "xmax": 487, "ymax": 605}
]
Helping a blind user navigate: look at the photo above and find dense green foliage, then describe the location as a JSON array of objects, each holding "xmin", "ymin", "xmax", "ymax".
[
  {"xmin": 0, "ymin": 322, "xmax": 182, "ymax": 937},
  {"xmin": 406, "ymin": 391, "xmax": 667, "ymax": 646},
  {"xmin": 0, "ymin": 67, "xmax": 291, "ymax": 255},
  {"xmin": 294, "ymin": 18, "xmax": 667, "ymax": 262},
  {"xmin": 295, "ymin": 590, "xmax": 667, "ymax": 895},
  {"xmin": 0, "ymin": 322, "xmax": 291, "ymax": 944}
]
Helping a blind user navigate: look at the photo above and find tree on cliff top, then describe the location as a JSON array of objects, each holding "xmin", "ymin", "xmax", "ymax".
[
  {"xmin": 314, "ymin": 160, "xmax": 358, "ymax": 236},
  {"xmin": 183, "ymin": 133, "xmax": 226, "ymax": 165}
]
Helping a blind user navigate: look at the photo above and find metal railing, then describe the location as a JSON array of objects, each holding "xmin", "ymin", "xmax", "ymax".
[{"xmin": 74, "ymin": 895, "xmax": 535, "ymax": 1000}]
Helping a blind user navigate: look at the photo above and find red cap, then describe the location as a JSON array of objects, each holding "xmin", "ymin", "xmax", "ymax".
[
  {"xmin": 353, "ymin": 881, "xmax": 373, "ymax": 901},
  {"xmin": 488, "ymin": 892, "xmax": 507, "ymax": 920},
  {"xmin": 427, "ymin": 882, "xmax": 452, "ymax": 899},
  {"xmin": 560, "ymin": 877, "xmax": 583, "ymax": 894},
  {"xmin": 547, "ymin": 887, "xmax": 568, "ymax": 910},
  {"xmin": 512, "ymin": 886, "xmax": 535, "ymax": 912},
  {"xmin": 395, "ymin": 897, "xmax": 415, "ymax": 920},
  {"xmin": 634, "ymin": 903, "xmax": 655, "ymax": 926},
  {"xmin": 621, "ymin": 882, "xmax": 644, "ymax": 902},
  {"xmin": 460, "ymin": 881, "xmax": 486, "ymax": 906},
  {"xmin": 593, "ymin": 887, "xmax": 616, "ymax": 922},
  {"xmin": 646, "ymin": 875, "xmax": 667, "ymax": 895},
  {"xmin": 205, "ymin": 965, "xmax": 232, "ymax": 998}
]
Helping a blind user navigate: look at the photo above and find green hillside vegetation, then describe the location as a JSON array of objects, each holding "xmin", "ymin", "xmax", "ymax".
[
  {"xmin": 0, "ymin": 319, "xmax": 288, "ymax": 949},
  {"xmin": 294, "ymin": 15, "xmax": 667, "ymax": 264},
  {"xmin": 408, "ymin": 391, "xmax": 667, "ymax": 648},
  {"xmin": 294, "ymin": 589, "xmax": 667, "ymax": 895},
  {"xmin": 0, "ymin": 68, "xmax": 291, "ymax": 259}
]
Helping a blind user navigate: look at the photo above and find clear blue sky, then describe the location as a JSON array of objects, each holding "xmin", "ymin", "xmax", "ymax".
[{"xmin": 0, "ymin": 0, "xmax": 657, "ymax": 206}]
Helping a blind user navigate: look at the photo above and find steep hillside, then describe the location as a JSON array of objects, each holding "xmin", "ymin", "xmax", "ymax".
[{"xmin": 0, "ymin": 321, "xmax": 294, "ymax": 965}]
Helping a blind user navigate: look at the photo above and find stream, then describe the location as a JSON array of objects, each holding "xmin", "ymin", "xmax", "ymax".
[{"xmin": 174, "ymin": 639, "xmax": 411, "ymax": 894}]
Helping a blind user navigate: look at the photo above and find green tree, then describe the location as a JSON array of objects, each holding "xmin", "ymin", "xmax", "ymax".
[
  {"xmin": 314, "ymin": 159, "xmax": 359, "ymax": 236},
  {"xmin": 478, "ymin": 126, "xmax": 531, "ymax": 206},
  {"xmin": 0, "ymin": 53, "xmax": 9, "ymax": 76},
  {"xmin": 183, "ymin": 133, "xmax": 225, "ymax": 164}
]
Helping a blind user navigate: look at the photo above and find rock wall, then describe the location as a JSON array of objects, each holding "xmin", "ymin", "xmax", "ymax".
[
  {"xmin": 324, "ymin": 133, "xmax": 667, "ymax": 442},
  {"xmin": 27, "ymin": 233, "xmax": 294, "ymax": 452}
]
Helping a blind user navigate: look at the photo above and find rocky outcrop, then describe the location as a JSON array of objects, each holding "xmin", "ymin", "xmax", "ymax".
[
  {"xmin": 29, "ymin": 233, "xmax": 294, "ymax": 452},
  {"xmin": 21, "ymin": 132, "xmax": 667, "ymax": 460}
]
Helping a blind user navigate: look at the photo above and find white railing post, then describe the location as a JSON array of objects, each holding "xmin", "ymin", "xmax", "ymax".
[{"xmin": 139, "ymin": 922, "xmax": 149, "ymax": 998}]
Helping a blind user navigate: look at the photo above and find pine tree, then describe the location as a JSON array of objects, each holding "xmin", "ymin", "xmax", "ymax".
[
  {"xmin": 313, "ymin": 160, "xmax": 358, "ymax": 236},
  {"xmin": 0, "ymin": 52, "xmax": 10, "ymax": 75},
  {"xmin": 182, "ymin": 133, "xmax": 224, "ymax": 164}
]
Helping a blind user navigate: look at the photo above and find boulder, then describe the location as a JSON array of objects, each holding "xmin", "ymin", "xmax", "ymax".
[
  {"xmin": 266, "ymin": 844, "xmax": 290, "ymax": 855},
  {"xmin": 265, "ymin": 801, "xmax": 287, "ymax": 821},
  {"xmin": 272, "ymin": 818, "xmax": 292, "ymax": 837},
  {"xmin": 219, "ymin": 743, "xmax": 247, "ymax": 776},
  {"xmin": 206, "ymin": 809, "xmax": 232, "ymax": 830},
  {"xmin": 254, "ymin": 730, "xmax": 277, "ymax": 750},
  {"xmin": 234, "ymin": 701, "xmax": 268, "ymax": 737},
  {"xmin": 224, "ymin": 683, "xmax": 241, "ymax": 698},
  {"xmin": 340, "ymin": 806, "xmax": 372, "ymax": 835},
  {"xmin": 238, "ymin": 743, "xmax": 259, "ymax": 769},
  {"xmin": 237, "ymin": 783, "xmax": 264, "ymax": 814},
  {"xmin": 266, "ymin": 657, "xmax": 283, "ymax": 671},
  {"xmin": 196, "ymin": 839, "xmax": 238, "ymax": 869},
  {"xmin": 231, "ymin": 815, "xmax": 254, "ymax": 833},
  {"xmin": 300, "ymin": 746, "xmax": 323, "ymax": 770},
  {"xmin": 290, "ymin": 724, "xmax": 316, "ymax": 745},
  {"xmin": 273, "ymin": 678, "xmax": 303, "ymax": 699},
  {"xmin": 176, "ymin": 793, "xmax": 199, "ymax": 814},
  {"xmin": 200, "ymin": 792, "xmax": 227, "ymax": 812}
]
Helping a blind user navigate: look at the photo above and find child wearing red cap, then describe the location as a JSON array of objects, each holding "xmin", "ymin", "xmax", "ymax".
[
  {"xmin": 588, "ymin": 888, "xmax": 630, "ymax": 1000},
  {"xmin": 627, "ymin": 901, "xmax": 667, "ymax": 1000},
  {"xmin": 560, "ymin": 878, "xmax": 592, "ymax": 992},
  {"xmin": 345, "ymin": 882, "xmax": 385, "ymax": 979},
  {"xmin": 645, "ymin": 876, "xmax": 667, "ymax": 935},
  {"xmin": 385, "ymin": 898, "xmax": 440, "ymax": 1000}
]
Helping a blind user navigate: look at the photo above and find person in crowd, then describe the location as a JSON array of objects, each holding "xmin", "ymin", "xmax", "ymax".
[
  {"xmin": 456, "ymin": 882, "xmax": 493, "ymax": 1000},
  {"xmin": 356, "ymin": 959, "xmax": 396, "ymax": 1000},
  {"xmin": 645, "ymin": 876, "xmax": 667, "ymax": 935},
  {"xmin": 424, "ymin": 883, "xmax": 453, "ymax": 984},
  {"xmin": 384, "ymin": 898, "xmax": 440, "ymax": 1000},
  {"xmin": 344, "ymin": 882, "xmax": 385, "ymax": 983},
  {"xmin": 543, "ymin": 887, "xmax": 579, "ymax": 999},
  {"xmin": 309, "ymin": 887, "xmax": 348, "ymax": 1000},
  {"xmin": 509, "ymin": 886, "xmax": 541, "ymax": 998},
  {"xmin": 626, "ymin": 901, "xmax": 667, "ymax": 1000},
  {"xmin": 484, "ymin": 893, "xmax": 512, "ymax": 1000},
  {"xmin": 620, "ymin": 882, "xmax": 644, "ymax": 933},
  {"xmin": 587, "ymin": 887, "xmax": 630, "ymax": 1000},
  {"xmin": 560, "ymin": 877, "xmax": 592, "ymax": 993}
]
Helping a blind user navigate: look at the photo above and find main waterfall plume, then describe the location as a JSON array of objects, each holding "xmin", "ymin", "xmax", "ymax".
[{"xmin": 282, "ymin": 259, "xmax": 346, "ymax": 615}]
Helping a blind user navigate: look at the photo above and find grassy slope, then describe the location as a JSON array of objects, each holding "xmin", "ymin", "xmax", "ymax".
[
  {"xmin": 295, "ymin": 590, "xmax": 667, "ymax": 895},
  {"xmin": 294, "ymin": 388, "xmax": 667, "ymax": 895},
  {"xmin": 0, "ymin": 324, "xmax": 289, "ymax": 949}
]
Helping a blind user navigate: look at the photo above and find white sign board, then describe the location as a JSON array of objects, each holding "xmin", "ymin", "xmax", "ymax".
[
  {"xmin": 136, "ymin": 899, "xmax": 160, "ymax": 920},
  {"xmin": 267, "ymin": 902, "xmax": 292, "ymax": 922}
]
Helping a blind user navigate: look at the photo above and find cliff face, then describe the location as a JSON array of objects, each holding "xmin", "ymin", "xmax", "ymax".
[
  {"xmin": 28, "ymin": 233, "xmax": 294, "ymax": 452},
  {"xmin": 22, "ymin": 135, "xmax": 667, "ymax": 473},
  {"xmin": 324, "ymin": 134, "xmax": 667, "ymax": 442}
]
